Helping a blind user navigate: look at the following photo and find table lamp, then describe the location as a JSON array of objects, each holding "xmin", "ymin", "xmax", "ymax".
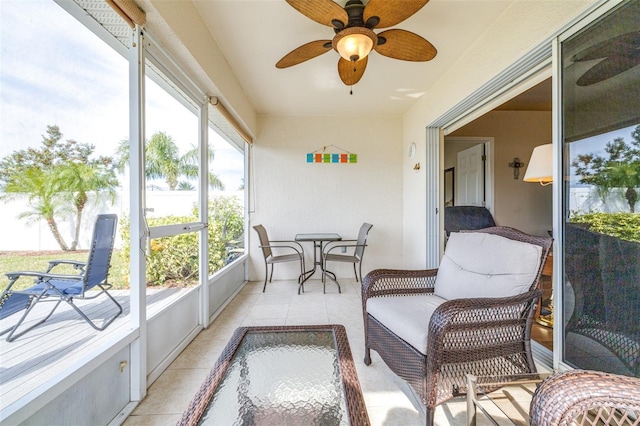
[{"xmin": 523, "ymin": 143, "xmax": 553, "ymax": 186}]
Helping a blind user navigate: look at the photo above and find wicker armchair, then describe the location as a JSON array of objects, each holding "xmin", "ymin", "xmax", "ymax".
[
  {"xmin": 361, "ymin": 226, "xmax": 552, "ymax": 425},
  {"xmin": 529, "ymin": 370, "xmax": 640, "ymax": 425}
]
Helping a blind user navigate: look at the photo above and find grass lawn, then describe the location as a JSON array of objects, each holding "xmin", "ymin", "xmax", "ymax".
[{"xmin": 0, "ymin": 250, "xmax": 128, "ymax": 291}]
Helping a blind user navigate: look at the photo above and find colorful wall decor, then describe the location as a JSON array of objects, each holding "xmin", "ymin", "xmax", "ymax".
[{"xmin": 307, "ymin": 145, "xmax": 357, "ymax": 163}]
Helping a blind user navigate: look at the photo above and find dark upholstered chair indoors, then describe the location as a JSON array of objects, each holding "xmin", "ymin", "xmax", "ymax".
[
  {"xmin": 361, "ymin": 226, "xmax": 552, "ymax": 425},
  {"xmin": 322, "ymin": 222, "xmax": 373, "ymax": 292},
  {"xmin": 444, "ymin": 206, "xmax": 496, "ymax": 236},
  {"xmin": 252, "ymin": 224, "xmax": 306, "ymax": 293},
  {"xmin": 529, "ymin": 369, "xmax": 640, "ymax": 426}
]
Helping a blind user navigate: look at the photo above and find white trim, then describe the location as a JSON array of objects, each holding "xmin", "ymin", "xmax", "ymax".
[
  {"xmin": 199, "ymin": 102, "xmax": 210, "ymax": 327},
  {"xmin": 144, "ymin": 32, "xmax": 206, "ymax": 109},
  {"xmin": 109, "ymin": 402, "xmax": 139, "ymax": 426},
  {"xmin": 129, "ymin": 25, "xmax": 147, "ymax": 402},
  {"xmin": 425, "ymin": 127, "xmax": 440, "ymax": 268},
  {"xmin": 55, "ymin": 0, "xmax": 129, "ymax": 58},
  {"xmin": 148, "ymin": 222, "xmax": 206, "ymax": 238},
  {"xmin": 552, "ymin": 34, "xmax": 564, "ymax": 371}
]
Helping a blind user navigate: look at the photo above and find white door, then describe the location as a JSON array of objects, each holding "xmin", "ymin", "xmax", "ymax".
[{"xmin": 456, "ymin": 144, "xmax": 485, "ymax": 206}]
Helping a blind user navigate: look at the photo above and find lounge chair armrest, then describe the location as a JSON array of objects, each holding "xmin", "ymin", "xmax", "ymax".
[
  {"xmin": 46, "ymin": 260, "xmax": 87, "ymax": 273},
  {"xmin": 362, "ymin": 268, "xmax": 438, "ymax": 301},
  {"xmin": 6, "ymin": 271, "xmax": 85, "ymax": 282}
]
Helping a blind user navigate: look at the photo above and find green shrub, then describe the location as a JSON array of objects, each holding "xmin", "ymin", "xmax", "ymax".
[
  {"xmin": 119, "ymin": 196, "xmax": 244, "ymax": 287},
  {"xmin": 569, "ymin": 212, "xmax": 640, "ymax": 242}
]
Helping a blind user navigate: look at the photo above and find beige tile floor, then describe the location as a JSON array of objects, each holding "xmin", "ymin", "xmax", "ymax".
[{"xmin": 123, "ymin": 278, "xmax": 519, "ymax": 426}]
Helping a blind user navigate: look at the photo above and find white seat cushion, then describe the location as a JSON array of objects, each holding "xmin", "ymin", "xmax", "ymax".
[
  {"xmin": 367, "ymin": 295, "xmax": 447, "ymax": 355},
  {"xmin": 434, "ymin": 232, "xmax": 542, "ymax": 300}
]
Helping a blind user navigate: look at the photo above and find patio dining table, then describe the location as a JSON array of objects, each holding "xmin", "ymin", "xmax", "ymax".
[{"xmin": 295, "ymin": 233, "xmax": 342, "ymax": 292}]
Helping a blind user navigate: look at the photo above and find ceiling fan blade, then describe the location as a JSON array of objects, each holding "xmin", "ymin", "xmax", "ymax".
[
  {"xmin": 571, "ymin": 31, "xmax": 640, "ymax": 62},
  {"xmin": 338, "ymin": 56, "xmax": 368, "ymax": 86},
  {"xmin": 363, "ymin": 0, "xmax": 429, "ymax": 29},
  {"xmin": 285, "ymin": 0, "xmax": 348, "ymax": 28},
  {"xmin": 375, "ymin": 29, "xmax": 436, "ymax": 61},
  {"xmin": 577, "ymin": 55, "xmax": 640, "ymax": 86},
  {"xmin": 276, "ymin": 40, "xmax": 333, "ymax": 68}
]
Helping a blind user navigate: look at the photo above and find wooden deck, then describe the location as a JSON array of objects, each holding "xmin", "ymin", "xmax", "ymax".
[{"xmin": 0, "ymin": 288, "xmax": 190, "ymax": 412}]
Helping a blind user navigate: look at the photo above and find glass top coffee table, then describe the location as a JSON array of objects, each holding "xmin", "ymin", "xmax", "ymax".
[
  {"xmin": 466, "ymin": 372, "xmax": 551, "ymax": 426},
  {"xmin": 178, "ymin": 324, "xmax": 370, "ymax": 425}
]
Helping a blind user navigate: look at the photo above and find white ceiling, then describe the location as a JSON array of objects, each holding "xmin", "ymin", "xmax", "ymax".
[{"xmin": 192, "ymin": 0, "xmax": 518, "ymax": 116}]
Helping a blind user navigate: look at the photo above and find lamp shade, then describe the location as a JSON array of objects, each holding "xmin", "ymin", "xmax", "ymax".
[
  {"xmin": 333, "ymin": 27, "xmax": 377, "ymax": 62},
  {"xmin": 523, "ymin": 143, "xmax": 553, "ymax": 185}
]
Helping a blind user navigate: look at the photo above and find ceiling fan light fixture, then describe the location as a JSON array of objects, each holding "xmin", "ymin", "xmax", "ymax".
[{"xmin": 333, "ymin": 27, "xmax": 377, "ymax": 62}]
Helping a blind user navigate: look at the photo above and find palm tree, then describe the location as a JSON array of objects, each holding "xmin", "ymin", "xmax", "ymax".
[
  {"xmin": 57, "ymin": 162, "xmax": 118, "ymax": 250},
  {"xmin": 2, "ymin": 167, "xmax": 71, "ymax": 251},
  {"xmin": 116, "ymin": 131, "xmax": 225, "ymax": 191},
  {"xmin": 573, "ymin": 126, "xmax": 640, "ymax": 213},
  {"xmin": 0, "ymin": 125, "xmax": 119, "ymax": 251}
]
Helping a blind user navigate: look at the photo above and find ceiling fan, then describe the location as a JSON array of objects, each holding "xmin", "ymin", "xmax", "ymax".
[
  {"xmin": 571, "ymin": 31, "xmax": 640, "ymax": 86},
  {"xmin": 276, "ymin": 0, "xmax": 437, "ymax": 87}
]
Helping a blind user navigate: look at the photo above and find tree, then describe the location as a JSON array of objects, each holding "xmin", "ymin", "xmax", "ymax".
[
  {"xmin": 0, "ymin": 125, "xmax": 118, "ymax": 250},
  {"xmin": 572, "ymin": 125, "xmax": 640, "ymax": 213},
  {"xmin": 115, "ymin": 131, "xmax": 225, "ymax": 190}
]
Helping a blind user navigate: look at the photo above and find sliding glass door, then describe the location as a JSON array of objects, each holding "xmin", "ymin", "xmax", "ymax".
[{"xmin": 560, "ymin": 0, "xmax": 640, "ymax": 378}]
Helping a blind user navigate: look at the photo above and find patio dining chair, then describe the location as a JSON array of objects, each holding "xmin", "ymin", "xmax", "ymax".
[
  {"xmin": 253, "ymin": 224, "xmax": 306, "ymax": 292},
  {"xmin": 0, "ymin": 214, "xmax": 122, "ymax": 342},
  {"xmin": 322, "ymin": 223, "xmax": 373, "ymax": 292}
]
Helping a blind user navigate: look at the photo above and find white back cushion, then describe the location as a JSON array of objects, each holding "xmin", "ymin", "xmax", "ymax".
[{"xmin": 434, "ymin": 232, "xmax": 542, "ymax": 300}]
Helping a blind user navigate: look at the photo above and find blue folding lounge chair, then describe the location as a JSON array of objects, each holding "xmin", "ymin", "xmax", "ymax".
[{"xmin": 0, "ymin": 214, "xmax": 122, "ymax": 342}]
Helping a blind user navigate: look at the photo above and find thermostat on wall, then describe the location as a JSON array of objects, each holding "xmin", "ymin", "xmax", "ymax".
[{"xmin": 408, "ymin": 142, "xmax": 416, "ymax": 159}]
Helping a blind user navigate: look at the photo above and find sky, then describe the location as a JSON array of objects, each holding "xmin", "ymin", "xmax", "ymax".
[{"xmin": 0, "ymin": 0, "xmax": 244, "ymax": 192}]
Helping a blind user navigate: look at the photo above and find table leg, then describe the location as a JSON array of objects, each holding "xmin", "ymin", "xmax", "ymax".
[
  {"xmin": 320, "ymin": 241, "xmax": 341, "ymax": 294},
  {"xmin": 466, "ymin": 374, "xmax": 478, "ymax": 426},
  {"xmin": 299, "ymin": 242, "xmax": 319, "ymax": 284}
]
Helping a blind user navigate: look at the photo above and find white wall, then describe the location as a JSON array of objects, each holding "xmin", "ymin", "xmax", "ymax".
[{"xmin": 249, "ymin": 115, "xmax": 403, "ymax": 282}]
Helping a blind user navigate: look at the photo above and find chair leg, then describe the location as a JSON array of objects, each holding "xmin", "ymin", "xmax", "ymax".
[
  {"xmin": 298, "ymin": 259, "xmax": 305, "ymax": 294},
  {"xmin": 425, "ymin": 407, "xmax": 435, "ymax": 426},
  {"xmin": 64, "ymin": 286, "xmax": 122, "ymax": 331},
  {"xmin": 353, "ymin": 263, "xmax": 359, "ymax": 282},
  {"xmin": 262, "ymin": 265, "xmax": 269, "ymax": 292},
  {"xmin": 364, "ymin": 347, "xmax": 371, "ymax": 365},
  {"xmin": 3, "ymin": 294, "xmax": 61, "ymax": 342}
]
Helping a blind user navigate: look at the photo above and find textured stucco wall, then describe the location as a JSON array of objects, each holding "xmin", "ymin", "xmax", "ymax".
[{"xmin": 249, "ymin": 115, "xmax": 403, "ymax": 282}]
